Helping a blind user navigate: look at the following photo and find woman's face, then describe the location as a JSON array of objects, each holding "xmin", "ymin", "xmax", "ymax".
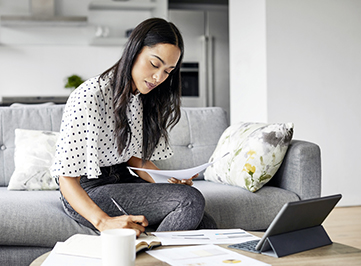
[{"xmin": 131, "ymin": 43, "xmax": 181, "ymax": 94}]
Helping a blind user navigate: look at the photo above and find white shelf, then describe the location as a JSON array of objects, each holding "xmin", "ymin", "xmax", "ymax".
[
  {"xmin": 0, "ymin": 15, "xmax": 88, "ymax": 27},
  {"xmin": 90, "ymin": 37, "xmax": 128, "ymax": 46},
  {"xmin": 89, "ymin": 1, "xmax": 157, "ymax": 11}
]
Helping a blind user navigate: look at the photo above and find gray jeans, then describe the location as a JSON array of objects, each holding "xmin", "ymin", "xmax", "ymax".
[{"xmin": 60, "ymin": 163, "xmax": 217, "ymax": 232}]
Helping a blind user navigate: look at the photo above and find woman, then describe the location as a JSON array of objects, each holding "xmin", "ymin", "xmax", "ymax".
[{"xmin": 51, "ymin": 18, "xmax": 216, "ymax": 236}]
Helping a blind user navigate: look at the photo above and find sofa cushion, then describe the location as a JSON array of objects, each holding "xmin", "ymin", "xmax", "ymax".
[
  {"xmin": 193, "ymin": 180, "xmax": 300, "ymax": 230},
  {"xmin": 8, "ymin": 129, "xmax": 59, "ymax": 190},
  {"xmin": 0, "ymin": 106, "xmax": 227, "ymax": 186},
  {"xmin": 0, "ymin": 105, "xmax": 65, "ymax": 187},
  {"xmin": 153, "ymin": 107, "xmax": 228, "ymax": 179},
  {"xmin": 0, "ymin": 246, "xmax": 52, "ymax": 266},
  {"xmin": 204, "ymin": 122, "xmax": 293, "ymax": 192},
  {"xmin": 0, "ymin": 188, "xmax": 97, "ymax": 247}
]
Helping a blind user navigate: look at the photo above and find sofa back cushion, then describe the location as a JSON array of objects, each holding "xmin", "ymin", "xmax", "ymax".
[
  {"xmin": 154, "ymin": 107, "xmax": 229, "ymax": 179},
  {"xmin": 0, "ymin": 105, "xmax": 65, "ymax": 186},
  {"xmin": 0, "ymin": 106, "xmax": 228, "ymax": 186}
]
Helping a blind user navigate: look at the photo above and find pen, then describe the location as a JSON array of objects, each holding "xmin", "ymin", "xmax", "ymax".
[
  {"xmin": 110, "ymin": 197, "xmax": 148, "ymax": 236},
  {"xmin": 111, "ymin": 197, "xmax": 129, "ymax": 215}
]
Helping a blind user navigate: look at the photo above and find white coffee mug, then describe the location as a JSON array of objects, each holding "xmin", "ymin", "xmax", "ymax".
[{"xmin": 101, "ymin": 228, "xmax": 136, "ymax": 266}]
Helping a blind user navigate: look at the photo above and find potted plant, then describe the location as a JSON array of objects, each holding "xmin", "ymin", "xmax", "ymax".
[{"xmin": 64, "ymin": 75, "xmax": 84, "ymax": 92}]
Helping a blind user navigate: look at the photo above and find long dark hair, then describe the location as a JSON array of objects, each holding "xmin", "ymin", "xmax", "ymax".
[{"xmin": 99, "ymin": 18, "xmax": 184, "ymax": 163}]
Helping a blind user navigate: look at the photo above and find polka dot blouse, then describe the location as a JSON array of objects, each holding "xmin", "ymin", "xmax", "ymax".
[{"xmin": 51, "ymin": 75, "xmax": 173, "ymax": 179}]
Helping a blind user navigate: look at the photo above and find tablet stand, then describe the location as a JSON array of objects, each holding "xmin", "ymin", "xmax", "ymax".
[{"xmin": 260, "ymin": 225, "xmax": 332, "ymax": 257}]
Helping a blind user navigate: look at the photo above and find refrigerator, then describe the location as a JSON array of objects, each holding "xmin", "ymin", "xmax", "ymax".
[{"xmin": 168, "ymin": 9, "xmax": 230, "ymax": 118}]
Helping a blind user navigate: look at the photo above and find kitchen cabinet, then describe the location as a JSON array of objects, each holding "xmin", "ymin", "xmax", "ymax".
[
  {"xmin": 88, "ymin": 0, "xmax": 168, "ymax": 46},
  {"xmin": 0, "ymin": 0, "xmax": 167, "ymax": 46}
]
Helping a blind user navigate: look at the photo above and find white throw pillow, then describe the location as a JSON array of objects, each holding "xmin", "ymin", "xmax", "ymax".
[
  {"xmin": 7, "ymin": 129, "xmax": 59, "ymax": 190},
  {"xmin": 204, "ymin": 122, "xmax": 294, "ymax": 192}
]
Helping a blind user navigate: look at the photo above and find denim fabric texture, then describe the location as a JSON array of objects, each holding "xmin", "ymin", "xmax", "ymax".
[{"xmin": 60, "ymin": 163, "xmax": 216, "ymax": 231}]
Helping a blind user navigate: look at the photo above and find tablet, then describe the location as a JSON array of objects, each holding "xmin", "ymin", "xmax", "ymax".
[{"xmin": 255, "ymin": 193, "xmax": 342, "ymax": 250}]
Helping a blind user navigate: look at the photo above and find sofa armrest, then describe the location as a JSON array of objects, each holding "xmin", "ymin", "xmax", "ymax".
[{"xmin": 267, "ymin": 140, "xmax": 321, "ymax": 200}]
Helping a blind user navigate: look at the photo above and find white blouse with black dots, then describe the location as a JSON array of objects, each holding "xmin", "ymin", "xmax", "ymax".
[{"xmin": 51, "ymin": 75, "xmax": 173, "ymax": 179}]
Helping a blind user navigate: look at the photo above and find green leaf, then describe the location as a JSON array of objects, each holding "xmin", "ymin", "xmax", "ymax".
[
  {"xmin": 65, "ymin": 75, "xmax": 84, "ymax": 89},
  {"xmin": 234, "ymin": 147, "xmax": 242, "ymax": 157},
  {"xmin": 259, "ymin": 173, "xmax": 272, "ymax": 182},
  {"xmin": 245, "ymin": 177, "xmax": 251, "ymax": 190}
]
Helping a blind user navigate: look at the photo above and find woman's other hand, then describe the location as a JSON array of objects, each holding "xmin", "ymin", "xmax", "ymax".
[
  {"xmin": 167, "ymin": 173, "xmax": 199, "ymax": 186},
  {"xmin": 98, "ymin": 215, "xmax": 148, "ymax": 237}
]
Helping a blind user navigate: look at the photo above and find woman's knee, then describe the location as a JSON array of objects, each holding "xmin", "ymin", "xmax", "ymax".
[{"xmin": 177, "ymin": 185, "xmax": 205, "ymax": 211}]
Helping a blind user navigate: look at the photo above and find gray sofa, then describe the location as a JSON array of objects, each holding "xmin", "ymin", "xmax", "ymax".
[{"xmin": 0, "ymin": 105, "xmax": 321, "ymax": 266}]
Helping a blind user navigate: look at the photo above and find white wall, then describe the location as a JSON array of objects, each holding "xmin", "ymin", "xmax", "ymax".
[
  {"xmin": 0, "ymin": 0, "xmax": 154, "ymax": 98},
  {"xmin": 229, "ymin": 0, "xmax": 267, "ymax": 123},
  {"xmin": 230, "ymin": 0, "xmax": 361, "ymax": 206},
  {"xmin": 0, "ymin": 46, "xmax": 122, "ymax": 97}
]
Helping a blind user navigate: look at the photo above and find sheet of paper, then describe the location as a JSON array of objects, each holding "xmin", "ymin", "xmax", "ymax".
[
  {"xmin": 153, "ymin": 229, "xmax": 260, "ymax": 246},
  {"xmin": 146, "ymin": 244, "xmax": 271, "ymax": 266},
  {"xmin": 129, "ymin": 152, "xmax": 229, "ymax": 183},
  {"xmin": 55, "ymin": 234, "xmax": 101, "ymax": 259},
  {"xmin": 42, "ymin": 242, "xmax": 101, "ymax": 266}
]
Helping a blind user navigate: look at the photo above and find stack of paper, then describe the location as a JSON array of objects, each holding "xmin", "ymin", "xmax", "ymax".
[{"xmin": 128, "ymin": 153, "xmax": 230, "ymax": 183}]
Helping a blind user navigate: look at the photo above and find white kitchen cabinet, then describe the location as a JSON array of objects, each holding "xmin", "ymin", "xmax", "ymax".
[{"xmin": 88, "ymin": 0, "xmax": 168, "ymax": 46}]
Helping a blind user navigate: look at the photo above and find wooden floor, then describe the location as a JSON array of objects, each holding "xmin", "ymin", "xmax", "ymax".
[{"xmin": 323, "ymin": 206, "xmax": 361, "ymax": 249}]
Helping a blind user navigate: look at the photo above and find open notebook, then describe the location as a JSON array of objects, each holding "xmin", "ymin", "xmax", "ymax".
[{"xmin": 55, "ymin": 233, "xmax": 161, "ymax": 259}]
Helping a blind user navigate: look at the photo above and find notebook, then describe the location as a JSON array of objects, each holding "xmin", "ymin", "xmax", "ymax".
[{"xmin": 55, "ymin": 233, "xmax": 161, "ymax": 259}]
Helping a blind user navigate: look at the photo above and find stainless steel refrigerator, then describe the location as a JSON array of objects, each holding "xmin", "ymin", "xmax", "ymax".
[{"xmin": 169, "ymin": 8, "xmax": 230, "ymax": 118}]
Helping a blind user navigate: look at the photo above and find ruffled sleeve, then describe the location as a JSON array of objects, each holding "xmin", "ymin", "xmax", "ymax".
[{"xmin": 51, "ymin": 79, "xmax": 103, "ymax": 179}]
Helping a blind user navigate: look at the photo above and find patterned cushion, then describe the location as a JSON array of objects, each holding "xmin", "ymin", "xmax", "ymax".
[
  {"xmin": 204, "ymin": 122, "xmax": 294, "ymax": 192},
  {"xmin": 7, "ymin": 129, "xmax": 59, "ymax": 190}
]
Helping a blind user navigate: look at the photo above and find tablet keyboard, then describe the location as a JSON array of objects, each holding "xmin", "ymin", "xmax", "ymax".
[{"xmin": 228, "ymin": 240, "xmax": 261, "ymax": 254}]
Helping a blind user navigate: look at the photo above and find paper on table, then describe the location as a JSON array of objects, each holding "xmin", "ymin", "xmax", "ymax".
[
  {"xmin": 146, "ymin": 244, "xmax": 271, "ymax": 266},
  {"xmin": 153, "ymin": 229, "xmax": 260, "ymax": 246},
  {"xmin": 128, "ymin": 152, "xmax": 229, "ymax": 183},
  {"xmin": 42, "ymin": 242, "xmax": 101, "ymax": 266},
  {"xmin": 55, "ymin": 234, "xmax": 101, "ymax": 259}
]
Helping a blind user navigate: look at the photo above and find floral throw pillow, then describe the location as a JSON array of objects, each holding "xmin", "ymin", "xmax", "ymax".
[
  {"xmin": 204, "ymin": 122, "xmax": 294, "ymax": 192},
  {"xmin": 7, "ymin": 129, "xmax": 59, "ymax": 190}
]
